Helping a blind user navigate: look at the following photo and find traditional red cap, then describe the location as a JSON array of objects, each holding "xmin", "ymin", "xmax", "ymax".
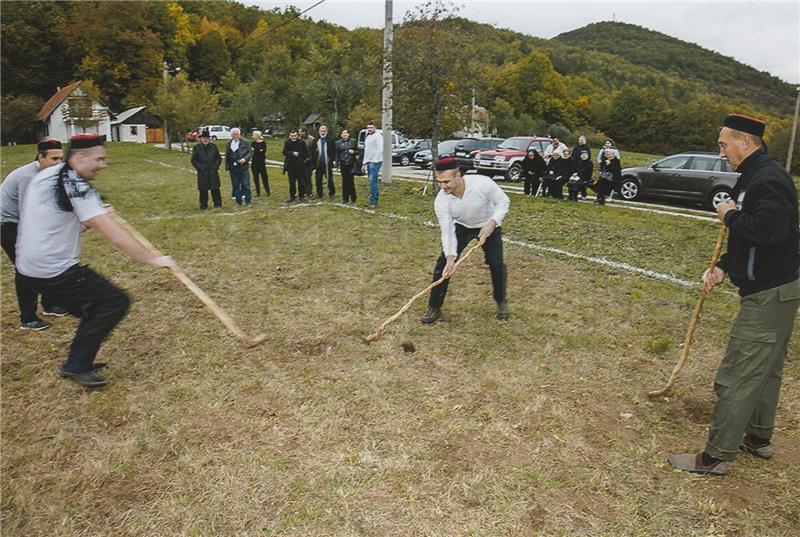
[
  {"xmin": 723, "ymin": 114, "xmax": 766, "ymax": 137},
  {"xmin": 69, "ymin": 133, "xmax": 104, "ymax": 150},
  {"xmin": 434, "ymin": 156, "xmax": 459, "ymax": 171},
  {"xmin": 36, "ymin": 139, "xmax": 62, "ymax": 152}
]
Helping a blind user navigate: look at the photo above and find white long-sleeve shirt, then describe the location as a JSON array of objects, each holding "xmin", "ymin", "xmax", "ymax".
[
  {"xmin": 434, "ymin": 175, "xmax": 510, "ymax": 257},
  {"xmin": 363, "ymin": 130, "xmax": 383, "ymax": 163}
]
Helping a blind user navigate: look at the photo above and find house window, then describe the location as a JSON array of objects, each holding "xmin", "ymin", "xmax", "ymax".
[{"xmin": 130, "ymin": 126, "xmax": 138, "ymax": 135}]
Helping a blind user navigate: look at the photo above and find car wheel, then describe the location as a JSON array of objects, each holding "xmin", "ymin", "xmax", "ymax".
[
  {"xmin": 619, "ymin": 177, "xmax": 640, "ymax": 200},
  {"xmin": 506, "ymin": 163, "xmax": 522, "ymax": 182},
  {"xmin": 211, "ymin": 135, "xmax": 217, "ymax": 141},
  {"xmin": 709, "ymin": 187, "xmax": 732, "ymax": 209},
  {"xmin": 400, "ymin": 155, "xmax": 410, "ymax": 166}
]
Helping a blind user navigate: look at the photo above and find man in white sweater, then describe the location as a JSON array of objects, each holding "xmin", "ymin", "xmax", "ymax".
[
  {"xmin": 361, "ymin": 121, "xmax": 383, "ymax": 208},
  {"xmin": 421, "ymin": 157, "xmax": 511, "ymax": 324}
]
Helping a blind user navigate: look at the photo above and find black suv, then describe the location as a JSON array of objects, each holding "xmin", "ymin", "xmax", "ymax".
[
  {"xmin": 453, "ymin": 138, "xmax": 505, "ymax": 172},
  {"xmin": 620, "ymin": 152, "xmax": 739, "ymax": 209}
]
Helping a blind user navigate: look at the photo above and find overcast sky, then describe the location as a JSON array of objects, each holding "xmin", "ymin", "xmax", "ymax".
[{"xmin": 247, "ymin": 0, "xmax": 800, "ymax": 85}]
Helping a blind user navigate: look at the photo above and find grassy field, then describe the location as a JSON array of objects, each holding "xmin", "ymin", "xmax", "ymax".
[{"xmin": 1, "ymin": 143, "xmax": 798, "ymax": 536}]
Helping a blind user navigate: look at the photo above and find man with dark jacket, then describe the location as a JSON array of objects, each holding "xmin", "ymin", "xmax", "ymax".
[
  {"xmin": 298, "ymin": 126, "xmax": 315, "ymax": 199},
  {"xmin": 283, "ymin": 129, "xmax": 309, "ymax": 203},
  {"xmin": 191, "ymin": 130, "xmax": 223, "ymax": 209},
  {"xmin": 313, "ymin": 124, "xmax": 337, "ymax": 199},
  {"xmin": 668, "ymin": 114, "xmax": 799, "ymax": 476},
  {"xmin": 336, "ymin": 128, "xmax": 358, "ymax": 204},
  {"xmin": 225, "ymin": 128, "xmax": 254, "ymax": 207}
]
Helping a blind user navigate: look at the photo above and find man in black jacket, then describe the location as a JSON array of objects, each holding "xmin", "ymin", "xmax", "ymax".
[
  {"xmin": 191, "ymin": 130, "xmax": 222, "ymax": 209},
  {"xmin": 313, "ymin": 124, "xmax": 337, "ymax": 199},
  {"xmin": 282, "ymin": 129, "xmax": 309, "ymax": 203},
  {"xmin": 669, "ymin": 114, "xmax": 799, "ymax": 476}
]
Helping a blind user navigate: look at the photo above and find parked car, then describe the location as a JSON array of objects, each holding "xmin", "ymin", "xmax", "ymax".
[
  {"xmin": 357, "ymin": 129, "xmax": 408, "ymax": 151},
  {"xmin": 393, "ymin": 139, "xmax": 431, "ymax": 166},
  {"xmin": 619, "ymin": 151, "xmax": 739, "ymax": 209},
  {"xmin": 199, "ymin": 125, "xmax": 232, "ymax": 140},
  {"xmin": 474, "ymin": 136, "xmax": 551, "ymax": 181},
  {"xmin": 186, "ymin": 128, "xmax": 200, "ymax": 142},
  {"xmin": 414, "ymin": 139, "xmax": 464, "ymax": 169},
  {"xmin": 453, "ymin": 137, "xmax": 505, "ymax": 171}
]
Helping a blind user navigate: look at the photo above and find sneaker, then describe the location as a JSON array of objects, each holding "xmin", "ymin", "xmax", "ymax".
[
  {"xmin": 497, "ymin": 301, "xmax": 509, "ymax": 321},
  {"xmin": 42, "ymin": 306, "xmax": 69, "ymax": 317},
  {"xmin": 739, "ymin": 435, "xmax": 774, "ymax": 459},
  {"xmin": 59, "ymin": 366, "xmax": 107, "ymax": 388},
  {"xmin": 421, "ymin": 306, "xmax": 442, "ymax": 325},
  {"xmin": 667, "ymin": 453, "xmax": 729, "ymax": 476},
  {"xmin": 247, "ymin": 203, "xmax": 253, "ymax": 208},
  {"xmin": 20, "ymin": 319, "xmax": 49, "ymax": 331},
  {"xmin": 368, "ymin": 204, "xmax": 377, "ymax": 209}
]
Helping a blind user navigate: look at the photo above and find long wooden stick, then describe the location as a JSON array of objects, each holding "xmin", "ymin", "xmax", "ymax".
[
  {"xmin": 365, "ymin": 240, "xmax": 483, "ymax": 342},
  {"xmin": 107, "ymin": 209, "xmax": 268, "ymax": 348},
  {"xmin": 648, "ymin": 225, "xmax": 727, "ymax": 397}
]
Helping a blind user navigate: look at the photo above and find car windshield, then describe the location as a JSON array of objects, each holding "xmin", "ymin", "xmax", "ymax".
[
  {"xmin": 497, "ymin": 138, "xmax": 529, "ymax": 151},
  {"xmin": 437, "ymin": 141, "xmax": 460, "ymax": 152}
]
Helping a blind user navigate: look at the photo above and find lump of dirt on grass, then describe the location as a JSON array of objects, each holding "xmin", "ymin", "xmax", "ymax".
[{"xmin": 401, "ymin": 341, "xmax": 416, "ymax": 354}]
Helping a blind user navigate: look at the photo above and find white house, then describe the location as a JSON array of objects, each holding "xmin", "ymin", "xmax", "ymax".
[
  {"xmin": 35, "ymin": 81, "xmax": 112, "ymax": 142},
  {"xmin": 111, "ymin": 106, "xmax": 163, "ymax": 143}
]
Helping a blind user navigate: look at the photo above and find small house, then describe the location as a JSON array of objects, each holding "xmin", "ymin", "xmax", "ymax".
[{"xmin": 111, "ymin": 106, "xmax": 163, "ymax": 143}]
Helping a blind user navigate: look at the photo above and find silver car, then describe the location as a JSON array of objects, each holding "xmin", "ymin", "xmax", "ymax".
[{"xmin": 619, "ymin": 152, "xmax": 739, "ymax": 209}]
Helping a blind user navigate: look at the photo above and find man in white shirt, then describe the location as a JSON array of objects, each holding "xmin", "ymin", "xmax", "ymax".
[
  {"xmin": 421, "ymin": 157, "xmax": 511, "ymax": 324},
  {"xmin": 1, "ymin": 139, "xmax": 68, "ymax": 330},
  {"xmin": 361, "ymin": 121, "xmax": 383, "ymax": 208},
  {"xmin": 543, "ymin": 136, "xmax": 567, "ymax": 162},
  {"xmin": 16, "ymin": 134, "xmax": 176, "ymax": 387}
]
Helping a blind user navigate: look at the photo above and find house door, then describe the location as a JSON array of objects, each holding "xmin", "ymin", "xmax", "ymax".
[{"xmin": 146, "ymin": 128, "xmax": 164, "ymax": 143}]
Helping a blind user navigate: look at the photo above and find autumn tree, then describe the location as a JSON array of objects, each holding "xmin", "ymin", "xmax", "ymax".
[{"xmin": 151, "ymin": 72, "xmax": 220, "ymax": 150}]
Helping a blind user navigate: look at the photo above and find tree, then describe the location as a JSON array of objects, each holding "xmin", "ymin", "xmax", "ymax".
[
  {"xmin": 187, "ymin": 30, "xmax": 231, "ymax": 88},
  {"xmin": 0, "ymin": 94, "xmax": 41, "ymax": 144},
  {"xmin": 151, "ymin": 72, "xmax": 220, "ymax": 150}
]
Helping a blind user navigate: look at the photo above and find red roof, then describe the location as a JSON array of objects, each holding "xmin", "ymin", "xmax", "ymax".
[{"xmin": 35, "ymin": 81, "xmax": 81, "ymax": 122}]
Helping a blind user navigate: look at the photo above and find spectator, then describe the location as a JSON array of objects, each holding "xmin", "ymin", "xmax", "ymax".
[
  {"xmin": 543, "ymin": 136, "xmax": 567, "ymax": 161},
  {"xmin": 336, "ymin": 128, "xmax": 358, "ymax": 204},
  {"xmin": 0, "ymin": 139, "xmax": 68, "ymax": 330},
  {"xmin": 225, "ymin": 128, "xmax": 254, "ymax": 207},
  {"xmin": 313, "ymin": 124, "xmax": 337, "ymax": 199},
  {"xmin": 597, "ymin": 138, "xmax": 620, "ymax": 165},
  {"xmin": 362, "ymin": 121, "xmax": 383, "ymax": 209},
  {"xmin": 282, "ymin": 129, "xmax": 308, "ymax": 203},
  {"xmin": 568, "ymin": 150, "xmax": 594, "ymax": 201},
  {"xmin": 250, "ymin": 130, "xmax": 270, "ymax": 197},
  {"xmin": 596, "ymin": 148, "xmax": 622, "ymax": 205},
  {"xmin": 521, "ymin": 149, "xmax": 546, "ymax": 196},
  {"xmin": 571, "ymin": 135, "xmax": 591, "ymax": 163},
  {"xmin": 543, "ymin": 151, "xmax": 568, "ymax": 199},
  {"xmin": 191, "ymin": 130, "xmax": 223, "ymax": 210},
  {"xmin": 298, "ymin": 126, "xmax": 315, "ymax": 199}
]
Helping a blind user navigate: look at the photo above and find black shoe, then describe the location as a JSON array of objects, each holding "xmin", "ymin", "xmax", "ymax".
[
  {"xmin": 286, "ymin": 198, "xmax": 296, "ymax": 203},
  {"xmin": 92, "ymin": 362, "xmax": 108, "ymax": 371},
  {"xmin": 497, "ymin": 301, "xmax": 509, "ymax": 321},
  {"xmin": 421, "ymin": 306, "xmax": 442, "ymax": 324},
  {"xmin": 42, "ymin": 306, "xmax": 69, "ymax": 317},
  {"xmin": 20, "ymin": 319, "xmax": 49, "ymax": 331},
  {"xmin": 59, "ymin": 366, "xmax": 107, "ymax": 387}
]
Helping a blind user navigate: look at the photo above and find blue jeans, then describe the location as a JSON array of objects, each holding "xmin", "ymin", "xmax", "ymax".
[
  {"xmin": 367, "ymin": 162, "xmax": 382, "ymax": 206},
  {"xmin": 229, "ymin": 166, "xmax": 252, "ymax": 205}
]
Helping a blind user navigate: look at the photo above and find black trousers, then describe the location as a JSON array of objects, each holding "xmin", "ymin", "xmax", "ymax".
[
  {"xmin": 428, "ymin": 224, "xmax": 507, "ymax": 308},
  {"xmin": 288, "ymin": 168, "xmax": 304, "ymax": 200},
  {"xmin": 549, "ymin": 178, "xmax": 565, "ymax": 199},
  {"xmin": 199, "ymin": 189, "xmax": 222, "ymax": 209},
  {"xmin": 523, "ymin": 174, "xmax": 540, "ymax": 195},
  {"xmin": 315, "ymin": 162, "xmax": 335, "ymax": 198},
  {"xmin": 1, "ymin": 222, "xmax": 54, "ymax": 322},
  {"xmin": 341, "ymin": 166, "xmax": 356, "ymax": 203},
  {"xmin": 17, "ymin": 264, "xmax": 130, "ymax": 373},
  {"xmin": 251, "ymin": 163, "xmax": 270, "ymax": 196},
  {"xmin": 302, "ymin": 165, "xmax": 314, "ymax": 198},
  {"xmin": 595, "ymin": 178, "xmax": 613, "ymax": 204}
]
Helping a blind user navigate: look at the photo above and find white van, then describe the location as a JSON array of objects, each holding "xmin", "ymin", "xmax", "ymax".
[
  {"xmin": 200, "ymin": 125, "xmax": 232, "ymax": 141},
  {"xmin": 357, "ymin": 129, "xmax": 407, "ymax": 149}
]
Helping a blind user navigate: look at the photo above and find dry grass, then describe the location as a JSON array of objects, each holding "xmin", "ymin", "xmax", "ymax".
[{"xmin": 2, "ymin": 144, "xmax": 798, "ymax": 536}]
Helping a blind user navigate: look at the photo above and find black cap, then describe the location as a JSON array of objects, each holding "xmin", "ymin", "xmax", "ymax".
[
  {"xmin": 723, "ymin": 114, "xmax": 766, "ymax": 137},
  {"xmin": 434, "ymin": 157, "xmax": 459, "ymax": 171},
  {"xmin": 200, "ymin": 129, "xmax": 210, "ymax": 138},
  {"xmin": 37, "ymin": 139, "xmax": 62, "ymax": 152},
  {"xmin": 69, "ymin": 134, "xmax": 103, "ymax": 150}
]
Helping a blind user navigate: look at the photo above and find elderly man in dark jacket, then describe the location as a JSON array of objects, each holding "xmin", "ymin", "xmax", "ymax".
[
  {"xmin": 191, "ymin": 130, "xmax": 222, "ymax": 209},
  {"xmin": 225, "ymin": 128, "xmax": 254, "ymax": 207}
]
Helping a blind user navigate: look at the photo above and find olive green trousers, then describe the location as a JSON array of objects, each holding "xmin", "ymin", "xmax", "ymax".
[{"xmin": 706, "ymin": 278, "xmax": 800, "ymax": 461}]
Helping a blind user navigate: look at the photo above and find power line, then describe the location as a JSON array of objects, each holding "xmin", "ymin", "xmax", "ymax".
[{"xmin": 242, "ymin": 0, "xmax": 328, "ymax": 46}]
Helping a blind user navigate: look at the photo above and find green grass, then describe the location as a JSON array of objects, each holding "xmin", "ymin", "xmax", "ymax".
[{"xmin": 2, "ymin": 143, "xmax": 799, "ymax": 536}]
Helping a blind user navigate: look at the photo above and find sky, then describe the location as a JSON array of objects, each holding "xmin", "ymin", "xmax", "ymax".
[{"xmin": 247, "ymin": 0, "xmax": 800, "ymax": 85}]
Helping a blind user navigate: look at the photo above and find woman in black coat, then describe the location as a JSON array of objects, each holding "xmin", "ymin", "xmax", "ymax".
[
  {"xmin": 521, "ymin": 149, "xmax": 546, "ymax": 196},
  {"xmin": 596, "ymin": 149, "xmax": 622, "ymax": 205},
  {"xmin": 190, "ymin": 131, "xmax": 222, "ymax": 209},
  {"xmin": 568, "ymin": 150, "xmax": 594, "ymax": 201}
]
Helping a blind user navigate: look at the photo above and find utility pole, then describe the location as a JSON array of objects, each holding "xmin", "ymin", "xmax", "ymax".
[
  {"xmin": 471, "ymin": 88, "xmax": 476, "ymax": 134},
  {"xmin": 162, "ymin": 61, "xmax": 170, "ymax": 150},
  {"xmin": 786, "ymin": 86, "xmax": 800, "ymax": 173},
  {"xmin": 381, "ymin": 0, "xmax": 393, "ymax": 184}
]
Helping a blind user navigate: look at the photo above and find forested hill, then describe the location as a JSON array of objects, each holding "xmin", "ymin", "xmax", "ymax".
[{"xmin": 553, "ymin": 21, "xmax": 795, "ymax": 116}]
